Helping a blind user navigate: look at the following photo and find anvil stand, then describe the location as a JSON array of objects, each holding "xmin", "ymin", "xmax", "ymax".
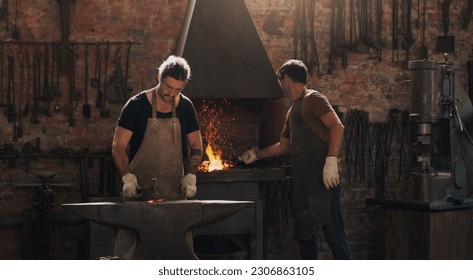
[
  {"xmin": 14, "ymin": 171, "xmax": 76, "ymax": 259},
  {"xmin": 31, "ymin": 172, "xmax": 56, "ymax": 259}
]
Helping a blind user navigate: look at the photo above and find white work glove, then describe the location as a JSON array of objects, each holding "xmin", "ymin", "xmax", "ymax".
[
  {"xmin": 122, "ymin": 173, "xmax": 140, "ymax": 198},
  {"xmin": 181, "ymin": 174, "xmax": 197, "ymax": 198},
  {"xmin": 238, "ymin": 148, "xmax": 259, "ymax": 165},
  {"xmin": 323, "ymin": 156, "xmax": 340, "ymax": 189}
]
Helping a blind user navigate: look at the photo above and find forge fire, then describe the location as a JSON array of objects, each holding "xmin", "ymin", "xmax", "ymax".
[
  {"xmin": 196, "ymin": 100, "xmax": 238, "ymax": 172},
  {"xmin": 198, "ymin": 142, "xmax": 235, "ymax": 172}
]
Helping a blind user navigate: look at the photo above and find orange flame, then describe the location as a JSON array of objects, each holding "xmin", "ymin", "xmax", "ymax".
[
  {"xmin": 198, "ymin": 141, "xmax": 234, "ymax": 172},
  {"xmin": 205, "ymin": 142, "xmax": 225, "ymax": 172}
]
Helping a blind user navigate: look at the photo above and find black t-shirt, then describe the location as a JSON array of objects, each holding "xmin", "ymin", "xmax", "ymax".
[{"xmin": 116, "ymin": 91, "xmax": 200, "ymax": 162}]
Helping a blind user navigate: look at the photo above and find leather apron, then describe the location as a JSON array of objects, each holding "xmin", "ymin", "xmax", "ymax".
[
  {"xmin": 289, "ymin": 95, "xmax": 331, "ymax": 240},
  {"xmin": 113, "ymin": 90, "xmax": 186, "ymax": 259},
  {"xmin": 128, "ymin": 89, "xmax": 184, "ymax": 201}
]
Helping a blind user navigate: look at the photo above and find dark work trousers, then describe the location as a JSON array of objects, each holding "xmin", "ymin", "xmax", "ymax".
[{"xmin": 297, "ymin": 186, "xmax": 351, "ymax": 260}]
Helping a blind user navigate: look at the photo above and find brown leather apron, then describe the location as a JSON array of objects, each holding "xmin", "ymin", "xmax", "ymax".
[
  {"xmin": 113, "ymin": 89, "xmax": 186, "ymax": 259},
  {"xmin": 289, "ymin": 95, "xmax": 331, "ymax": 240},
  {"xmin": 128, "ymin": 89, "xmax": 184, "ymax": 200}
]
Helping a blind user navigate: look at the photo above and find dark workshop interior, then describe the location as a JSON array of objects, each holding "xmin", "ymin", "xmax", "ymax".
[{"xmin": 1, "ymin": 0, "xmax": 473, "ymax": 260}]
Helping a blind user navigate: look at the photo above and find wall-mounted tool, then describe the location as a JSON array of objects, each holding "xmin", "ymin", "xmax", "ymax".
[
  {"xmin": 327, "ymin": 0, "xmax": 348, "ymax": 74},
  {"xmin": 293, "ymin": 0, "xmax": 320, "ymax": 76},
  {"xmin": 420, "ymin": 0, "xmax": 428, "ymax": 59},
  {"xmin": 402, "ymin": 0, "xmax": 415, "ymax": 69},
  {"xmin": 415, "ymin": 0, "xmax": 420, "ymax": 29},
  {"xmin": 0, "ymin": 0, "xmax": 8, "ymax": 30},
  {"xmin": 462, "ymin": 0, "xmax": 473, "ymax": 29},
  {"xmin": 63, "ymin": 45, "xmax": 80, "ymax": 126},
  {"xmin": 436, "ymin": 0, "xmax": 454, "ymax": 53},
  {"xmin": 467, "ymin": 50, "xmax": 473, "ymax": 103},
  {"xmin": 106, "ymin": 44, "xmax": 127, "ymax": 103},
  {"xmin": 82, "ymin": 44, "xmax": 91, "ymax": 121},
  {"xmin": 23, "ymin": 47, "xmax": 30, "ymax": 116},
  {"xmin": 91, "ymin": 43, "xmax": 102, "ymax": 109},
  {"xmin": 16, "ymin": 47, "xmax": 25, "ymax": 139},
  {"xmin": 11, "ymin": 0, "xmax": 19, "ymax": 39},
  {"xmin": 0, "ymin": 42, "xmax": 4, "ymax": 108},
  {"xmin": 124, "ymin": 41, "xmax": 133, "ymax": 95},
  {"xmin": 30, "ymin": 46, "xmax": 42, "ymax": 124},
  {"xmin": 57, "ymin": 0, "xmax": 74, "ymax": 73},
  {"xmin": 6, "ymin": 51, "xmax": 15, "ymax": 124},
  {"xmin": 41, "ymin": 45, "xmax": 51, "ymax": 117},
  {"xmin": 52, "ymin": 43, "xmax": 61, "ymax": 113},
  {"xmin": 392, "ymin": 0, "xmax": 399, "ymax": 62},
  {"xmin": 100, "ymin": 43, "xmax": 111, "ymax": 118}
]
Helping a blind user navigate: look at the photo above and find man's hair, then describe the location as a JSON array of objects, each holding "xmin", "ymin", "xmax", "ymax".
[
  {"xmin": 277, "ymin": 59, "xmax": 307, "ymax": 84},
  {"xmin": 158, "ymin": 55, "xmax": 192, "ymax": 82}
]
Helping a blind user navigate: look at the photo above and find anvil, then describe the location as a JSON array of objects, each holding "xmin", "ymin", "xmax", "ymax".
[{"xmin": 62, "ymin": 200, "xmax": 253, "ymax": 259}]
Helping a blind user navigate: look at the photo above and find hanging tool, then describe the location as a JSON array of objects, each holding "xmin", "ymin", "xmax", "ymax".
[
  {"xmin": 373, "ymin": 0, "xmax": 383, "ymax": 62},
  {"xmin": 0, "ymin": 41, "xmax": 4, "ymax": 108},
  {"xmin": 442, "ymin": 0, "xmax": 451, "ymax": 35},
  {"xmin": 462, "ymin": 0, "xmax": 473, "ymax": 29},
  {"xmin": 124, "ymin": 41, "xmax": 133, "ymax": 95},
  {"xmin": 106, "ymin": 44, "xmax": 127, "ymax": 103},
  {"xmin": 63, "ymin": 45, "xmax": 80, "ymax": 126},
  {"xmin": 0, "ymin": 0, "xmax": 8, "ymax": 30},
  {"xmin": 30, "ymin": 46, "xmax": 42, "ymax": 124},
  {"xmin": 327, "ymin": 0, "xmax": 337, "ymax": 74},
  {"xmin": 6, "ymin": 48, "xmax": 15, "ymax": 124},
  {"xmin": 420, "ymin": 0, "xmax": 428, "ymax": 59},
  {"xmin": 100, "ymin": 43, "xmax": 111, "ymax": 118},
  {"xmin": 357, "ymin": 0, "xmax": 370, "ymax": 53},
  {"xmin": 468, "ymin": 50, "xmax": 473, "ymax": 104},
  {"xmin": 7, "ymin": 56, "xmax": 15, "ymax": 141},
  {"xmin": 91, "ymin": 43, "xmax": 103, "ymax": 109},
  {"xmin": 82, "ymin": 44, "xmax": 91, "ymax": 121},
  {"xmin": 52, "ymin": 43, "xmax": 61, "ymax": 112},
  {"xmin": 23, "ymin": 47, "xmax": 30, "ymax": 116},
  {"xmin": 16, "ymin": 47, "xmax": 25, "ymax": 139},
  {"xmin": 328, "ymin": 0, "xmax": 347, "ymax": 74},
  {"xmin": 348, "ymin": 0, "xmax": 357, "ymax": 51},
  {"xmin": 436, "ymin": 0, "xmax": 454, "ymax": 53},
  {"xmin": 58, "ymin": 0, "xmax": 74, "ymax": 73},
  {"xmin": 307, "ymin": 0, "xmax": 321, "ymax": 76},
  {"xmin": 392, "ymin": 0, "xmax": 399, "ymax": 62},
  {"xmin": 338, "ymin": 0, "xmax": 348, "ymax": 68},
  {"xmin": 11, "ymin": 0, "xmax": 19, "ymax": 39},
  {"xmin": 71, "ymin": 45, "xmax": 81, "ymax": 102},
  {"xmin": 41, "ymin": 45, "xmax": 52, "ymax": 117},
  {"xmin": 7, "ymin": 50, "xmax": 18, "ymax": 141},
  {"xmin": 415, "ymin": 0, "xmax": 420, "ymax": 29},
  {"xmin": 402, "ymin": 0, "xmax": 415, "ymax": 69}
]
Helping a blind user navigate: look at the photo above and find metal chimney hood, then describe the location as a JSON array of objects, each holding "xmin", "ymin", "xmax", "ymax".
[{"xmin": 175, "ymin": 0, "xmax": 283, "ymax": 99}]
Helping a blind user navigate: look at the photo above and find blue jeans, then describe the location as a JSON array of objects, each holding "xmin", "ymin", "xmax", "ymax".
[{"xmin": 297, "ymin": 186, "xmax": 351, "ymax": 260}]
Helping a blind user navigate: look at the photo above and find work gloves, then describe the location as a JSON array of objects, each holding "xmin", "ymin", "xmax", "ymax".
[
  {"xmin": 122, "ymin": 173, "xmax": 197, "ymax": 199},
  {"xmin": 238, "ymin": 148, "xmax": 259, "ymax": 165},
  {"xmin": 181, "ymin": 174, "xmax": 197, "ymax": 198},
  {"xmin": 323, "ymin": 156, "xmax": 340, "ymax": 189},
  {"xmin": 122, "ymin": 173, "xmax": 140, "ymax": 198}
]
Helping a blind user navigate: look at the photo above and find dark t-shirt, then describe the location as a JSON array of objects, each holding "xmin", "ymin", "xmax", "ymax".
[
  {"xmin": 281, "ymin": 89, "xmax": 333, "ymax": 144},
  {"xmin": 116, "ymin": 91, "xmax": 200, "ymax": 162}
]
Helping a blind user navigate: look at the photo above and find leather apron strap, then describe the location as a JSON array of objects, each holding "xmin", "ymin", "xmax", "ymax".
[{"xmin": 289, "ymin": 96, "xmax": 331, "ymax": 240}]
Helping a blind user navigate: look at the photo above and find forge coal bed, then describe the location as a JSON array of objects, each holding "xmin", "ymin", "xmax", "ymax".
[{"xmin": 193, "ymin": 166, "xmax": 288, "ymax": 259}]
